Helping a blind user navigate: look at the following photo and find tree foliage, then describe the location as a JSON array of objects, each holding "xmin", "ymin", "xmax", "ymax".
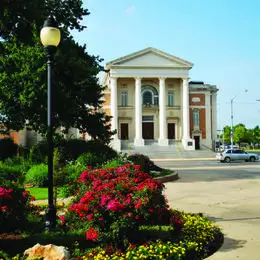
[
  {"xmin": 0, "ymin": 1, "xmax": 114, "ymax": 143},
  {"xmin": 234, "ymin": 124, "xmax": 246, "ymax": 145},
  {"xmin": 223, "ymin": 124, "xmax": 260, "ymax": 147},
  {"xmin": 0, "ymin": 0, "xmax": 88, "ymax": 42}
]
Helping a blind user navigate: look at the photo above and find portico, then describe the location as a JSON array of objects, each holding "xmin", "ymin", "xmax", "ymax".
[{"xmin": 104, "ymin": 47, "xmax": 217, "ymax": 151}]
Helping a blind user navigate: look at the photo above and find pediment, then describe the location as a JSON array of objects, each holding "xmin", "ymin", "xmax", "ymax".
[{"xmin": 106, "ymin": 47, "xmax": 193, "ymax": 69}]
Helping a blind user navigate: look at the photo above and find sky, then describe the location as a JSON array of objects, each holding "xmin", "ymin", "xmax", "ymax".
[{"xmin": 72, "ymin": 0, "xmax": 260, "ymax": 130}]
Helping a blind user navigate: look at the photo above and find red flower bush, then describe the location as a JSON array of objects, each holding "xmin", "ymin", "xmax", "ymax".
[
  {"xmin": 64, "ymin": 164, "xmax": 170, "ymax": 244},
  {"xmin": 0, "ymin": 185, "xmax": 35, "ymax": 232},
  {"xmin": 170, "ymin": 215, "xmax": 185, "ymax": 231},
  {"xmin": 86, "ymin": 227, "xmax": 99, "ymax": 241}
]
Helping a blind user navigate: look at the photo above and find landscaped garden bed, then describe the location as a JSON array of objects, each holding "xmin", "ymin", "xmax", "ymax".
[{"xmin": 0, "ymin": 139, "xmax": 223, "ymax": 259}]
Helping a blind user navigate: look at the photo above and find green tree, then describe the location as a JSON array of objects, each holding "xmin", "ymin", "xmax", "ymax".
[
  {"xmin": 252, "ymin": 126, "xmax": 260, "ymax": 147},
  {"xmin": 0, "ymin": 1, "xmax": 114, "ymax": 143},
  {"xmin": 223, "ymin": 126, "xmax": 231, "ymax": 144},
  {"xmin": 234, "ymin": 124, "xmax": 246, "ymax": 146},
  {"xmin": 0, "ymin": 0, "xmax": 88, "ymax": 43}
]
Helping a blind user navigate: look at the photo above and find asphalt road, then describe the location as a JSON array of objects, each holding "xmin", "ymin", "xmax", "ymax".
[{"xmin": 153, "ymin": 159, "xmax": 260, "ymax": 182}]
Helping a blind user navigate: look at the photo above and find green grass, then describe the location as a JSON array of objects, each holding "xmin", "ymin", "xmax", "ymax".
[{"xmin": 26, "ymin": 187, "xmax": 62, "ymax": 200}]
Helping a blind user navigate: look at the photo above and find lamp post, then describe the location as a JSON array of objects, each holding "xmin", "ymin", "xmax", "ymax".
[
  {"xmin": 230, "ymin": 89, "xmax": 248, "ymax": 149},
  {"xmin": 40, "ymin": 15, "xmax": 61, "ymax": 231}
]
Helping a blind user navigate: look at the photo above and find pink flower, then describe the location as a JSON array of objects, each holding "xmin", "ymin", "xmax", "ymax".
[
  {"xmin": 0, "ymin": 187, "xmax": 13, "ymax": 200},
  {"xmin": 86, "ymin": 213, "xmax": 94, "ymax": 221},
  {"xmin": 59, "ymin": 215, "xmax": 66, "ymax": 226},
  {"xmin": 86, "ymin": 227, "xmax": 99, "ymax": 241},
  {"xmin": 107, "ymin": 199, "xmax": 119, "ymax": 211}
]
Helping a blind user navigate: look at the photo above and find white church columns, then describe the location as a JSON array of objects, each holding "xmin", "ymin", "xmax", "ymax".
[
  {"xmin": 182, "ymin": 78, "xmax": 190, "ymax": 140},
  {"xmin": 158, "ymin": 77, "xmax": 168, "ymax": 146},
  {"xmin": 182, "ymin": 78, "xmax": 195, "ymax": 150},
  {"xmin": 110, "ymin": 76, "xmax": 121, "ymax": 150},
  {"xmin": 134, "ymin": 77, "xmax": 144, "ymax": 146}
]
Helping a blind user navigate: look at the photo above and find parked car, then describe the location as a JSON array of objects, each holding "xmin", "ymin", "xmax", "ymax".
[{"xmin": 216, "ymin": 149, "xmax": 259, "ymax": 163}]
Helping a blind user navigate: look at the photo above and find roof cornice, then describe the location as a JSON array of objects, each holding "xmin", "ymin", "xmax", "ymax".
[{"xmin": 106, "ymin": 47, "xmax": 193, "ymax": 68}]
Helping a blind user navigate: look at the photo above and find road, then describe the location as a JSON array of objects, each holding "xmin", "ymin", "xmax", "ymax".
[{"xmin": 153, "ymin": 159, "xmax": 260, "ymax": 182}]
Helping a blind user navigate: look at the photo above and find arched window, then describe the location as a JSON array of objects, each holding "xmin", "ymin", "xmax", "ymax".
[{"xmin": 141, "ymin": 85, "xmax": 159, "ymax": 106}]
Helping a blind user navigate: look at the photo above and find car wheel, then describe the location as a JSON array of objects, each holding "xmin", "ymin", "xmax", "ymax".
[
  {"xmin": 224, "ymin": 157, "xmax": 231, "ymax": 163},
  {"xmin": 249, "ymin": 156, "xmax": 256, "ymax": 162}
]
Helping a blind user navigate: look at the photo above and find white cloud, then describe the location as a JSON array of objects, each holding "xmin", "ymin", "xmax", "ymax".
[{"xmin": 125, "ymin": 5, "xmax": 136, "ymax": 15}]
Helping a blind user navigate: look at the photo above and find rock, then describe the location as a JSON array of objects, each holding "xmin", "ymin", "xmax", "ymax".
[{"xmin": 24, "ymin": 243, "xmax": 70, "ymax": 260}]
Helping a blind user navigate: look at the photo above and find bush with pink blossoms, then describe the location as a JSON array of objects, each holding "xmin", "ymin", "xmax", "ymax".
[
  {"xmin": 0, "ymin": 184, "xmax": 35, "ymax": 232},
  {"xmin": 63, "ymin": 164, "xmax": 171, "ymax": 246}
]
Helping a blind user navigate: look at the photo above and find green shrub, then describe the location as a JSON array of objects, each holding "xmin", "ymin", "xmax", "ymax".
[
  {"xmin": 102, "ymin": 157, "xmax": 127, "ymax": 169},
  {"xmin": 84, "ymin": 140, "xmax": 118, "ymax": 163},
  {"xmin": 3, "ymin": 156, "xmax": 32, "ymax": 173},
  {"xmin": 53, "ymin": 148, "xmax": 66, "ymax": 186},
  {"xmin": 25, "ymin": 164, "xmax": 48, "ymax": 187},
  {"xmin": 76, "ymin": 152, "xmax": 99, "ymax": 167},
  {"xmin": 0, "ymin": 161, "xmax": 25, "ymax": 187},
  {"xmin": 29, "ymin": 141, "xmax": 48, "ymax": 164},
  {"xmin": 127, "ymin": 153, "xmax": 162, "ymax": 174},
  {"xmin": 59, "ymin": 161, "xmax": 87, "ymax": 198},
  {"xmin": 62, "ymin": 139, "xmax": 118, "ymax": 163},
  {"xmin": 29, "ymin": 137, "xmax": 118, "ymax": 165},
  {"xmin": 62, "ymin": 139, "xmax": 89, "ymax": 161},
  {"xmin": 0, "ymin": 138, "xmax": 18, "ymax": 160}
]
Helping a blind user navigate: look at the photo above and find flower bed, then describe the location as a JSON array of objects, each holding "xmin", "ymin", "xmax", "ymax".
[
  {"xmin": 60, "ymin": 164, "xmax": 223, "ymax": 259},
  {"xmin": 0, "ymin": 163, "xmax": 223, "ymax": 259}
]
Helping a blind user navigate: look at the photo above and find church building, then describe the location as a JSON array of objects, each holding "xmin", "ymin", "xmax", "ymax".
[{"xmin": 103, "ymin": 47, "xmax": 218, "ymax": 151}]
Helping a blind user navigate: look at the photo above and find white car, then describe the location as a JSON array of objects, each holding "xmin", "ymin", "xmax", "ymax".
[{"xmin": 216, "ymin": 149, "xmax": 259, "ymax": 163}]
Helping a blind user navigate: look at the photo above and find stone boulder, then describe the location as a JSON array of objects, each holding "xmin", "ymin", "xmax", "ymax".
[{"xmin": 24, "ymin": 243, "xmax": 70, "ymax": 260}]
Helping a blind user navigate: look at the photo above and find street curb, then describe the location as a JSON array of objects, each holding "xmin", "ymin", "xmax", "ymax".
[
  {"xmin": 152, "ymin": 158, "xmax": 215, "ymax": 161},
  {"xmin": 154, "ymin": 172, "xmax": 179, "ymax": 183}
]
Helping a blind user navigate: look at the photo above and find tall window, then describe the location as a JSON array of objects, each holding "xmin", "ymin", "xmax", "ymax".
[
  {"xmin": 168, "ymin": 91, "xmax": 174, "ymax": 107},
  {"xmin": 143, "ymin": 91, "xmax": 153, "ymax": 105},
  {"xmin": 121, "ymin": 91, "xmax": 127, "ymax": 106},
  {"xmin": 193, "ymin": 110, "xmax": 199, "ymax": 129},
  {"xmin": 141, "ymin": 85, "xmax": 159, "ymax": 106}
]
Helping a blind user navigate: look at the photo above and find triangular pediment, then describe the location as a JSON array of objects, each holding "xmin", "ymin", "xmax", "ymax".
[{"xmin": 106, "ymin": 47, "xmax": 193, "ymax": 68}]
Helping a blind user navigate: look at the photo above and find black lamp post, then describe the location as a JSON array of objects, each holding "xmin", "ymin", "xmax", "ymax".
[{"xmin": 40, "ymin": 15, "xmax": 61, "ymax": 231}]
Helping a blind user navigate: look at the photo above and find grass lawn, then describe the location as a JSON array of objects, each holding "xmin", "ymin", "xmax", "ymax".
[{"xmin": 26, "ymin": 187, "xmax": 63, "ymax": 200}]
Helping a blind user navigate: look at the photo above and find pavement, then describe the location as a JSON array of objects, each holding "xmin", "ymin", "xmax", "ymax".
[
  {"xmin": 153, "ymin": 148, "xmax": 260, "ymax": 260},
  {"xmin": 165, "ymin": 180, "xmax": 260, "ymax": 260}
]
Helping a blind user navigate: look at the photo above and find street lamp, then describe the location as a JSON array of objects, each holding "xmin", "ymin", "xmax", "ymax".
[
  {"xmin": 40, "ymin": 15, "xmax": 61, "ymax": 231},
  {"xmin": 230, "ymin": 89, "xmax": 248, "ymax": 149}
]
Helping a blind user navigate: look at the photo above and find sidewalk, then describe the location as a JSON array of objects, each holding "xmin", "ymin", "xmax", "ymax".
[{"xmin": 164, "ymin": 170, "xmax": 260, "ymax": 260}]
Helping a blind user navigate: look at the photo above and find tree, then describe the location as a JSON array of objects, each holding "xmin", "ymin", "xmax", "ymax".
[
  {"xmin": 234, "ymin": 124, "xmax": 246, "ymax": 146},
  {"xmin": 0, "ymin": 0, "xmax": 88, "ymax": 43},
  {"xmin": 223, "ymin": 126, "xmax": 231, "ymax": 144},
  {"xmin": 0, "ymin": 1, "xmax": 114, "ymax": 143}
]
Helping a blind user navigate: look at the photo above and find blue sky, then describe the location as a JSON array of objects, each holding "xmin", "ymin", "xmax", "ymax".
[{"xmin": 72, "ymin": 0, "xmax": 260, "ymax": 130}]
